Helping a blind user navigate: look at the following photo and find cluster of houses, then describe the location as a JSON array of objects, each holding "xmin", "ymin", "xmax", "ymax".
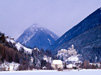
[
  {"xmin": 0, "ymin": 60, "xmax": 101, "ymax": 71},
  {"xmin": 50, "ymin": 45, "xmax": 101, "ymax": 70},
  {"xmin": 51, "ymin": 60, "xmax": 101, "ymax": 70},
  {"xmin": 40, "ymin": 45, "xmax": 81, "ymax": 70}
]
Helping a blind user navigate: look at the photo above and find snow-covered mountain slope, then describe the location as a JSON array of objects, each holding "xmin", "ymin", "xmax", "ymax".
[
  {"xmin": 6, "ymin": 37, "xmax": 32, "ymax": 54},
  {"xmin": 16, "ymin": 24, "xmax": 59, "ymax": 50},
  {"xmin": 50, "ymin": 8, "xmax": 101, "ymax": 62},
  {"xmin": 0, "ymin": 32, "xmax": 53, "ymax": 70}
]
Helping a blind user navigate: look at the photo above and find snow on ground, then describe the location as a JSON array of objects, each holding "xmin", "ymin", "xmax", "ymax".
[
  {"xmin": 0, "ymin": 69, "xmax": 101, "ymax": 75},
  {"xmin": 6, "ymin": 38, "xmax": 15, "ymax": 44},
  {"xmin": 15, "ymin": 42, "xmax": 32, "ymax": 54},
  {"xmin": 0, "ymin": 61, "xmax": 20, "ymax": 71},
  {"xmin": 22, "ymin": 45, "xmax": 32, "ymax": 54},
  {"xmin": 6, "ymin": 37, "xmax": 32, "ymax": 54}
]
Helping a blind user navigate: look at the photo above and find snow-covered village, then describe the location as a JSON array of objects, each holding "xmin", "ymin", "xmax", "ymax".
[
  {"xmin": 0, "ymin": 0, "xmax": 101, "ymax": 75},
  {"xmin": 0, "ymin": 30, "xmax": 101, "ymax": 73}
]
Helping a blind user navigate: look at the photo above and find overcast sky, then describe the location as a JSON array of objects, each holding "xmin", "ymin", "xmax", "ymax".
[{"xmin": 0, "ymin": 0, "xmax": 101, "ymax": 39}]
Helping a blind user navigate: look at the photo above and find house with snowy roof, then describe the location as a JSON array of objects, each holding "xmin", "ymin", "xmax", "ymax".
[{"xmin": 51, "ymin": 60, "xmax": 63, "ymax": 70}]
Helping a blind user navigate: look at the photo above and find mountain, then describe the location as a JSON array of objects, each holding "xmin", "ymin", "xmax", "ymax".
[
  {"xmin": 50, "ymin": 8, "xmax": 101, "ymax": 62},
  {"xmin": 16, "ymin": 24, "xmax": 59, "ymax": 50}
]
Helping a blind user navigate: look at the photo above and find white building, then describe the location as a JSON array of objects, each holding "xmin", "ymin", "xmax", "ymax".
[{"xmin": 51, "ymin": 60, "xmax": 63, "ymax": 69}]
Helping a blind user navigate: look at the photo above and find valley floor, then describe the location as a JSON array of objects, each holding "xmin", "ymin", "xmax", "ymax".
[{"xmin": 0, "ymin": 69, "xmax": 101, "ymax": 75}]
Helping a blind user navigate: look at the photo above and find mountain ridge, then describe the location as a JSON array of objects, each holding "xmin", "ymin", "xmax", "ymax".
[
  {"xmin": 50, "ymin": 8, "xmax": 101, "ymax": 51},
  {"xmin": 17, "ymin": 24, "xmax": 59, "ymax": 50},
  {"xmin": 49, "ymin": 8, "xmax": 101, "ymax": 62}
]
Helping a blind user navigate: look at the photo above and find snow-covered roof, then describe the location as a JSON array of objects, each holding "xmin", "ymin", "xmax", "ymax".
[{"xmin": 52, "ymin": 60, "xmax": 63, "ymax": 65}]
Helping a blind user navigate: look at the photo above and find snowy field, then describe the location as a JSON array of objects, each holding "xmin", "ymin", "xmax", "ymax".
[{"xmin": 0, "ymin": 69, "xmax": 101, "ymax": 75}]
